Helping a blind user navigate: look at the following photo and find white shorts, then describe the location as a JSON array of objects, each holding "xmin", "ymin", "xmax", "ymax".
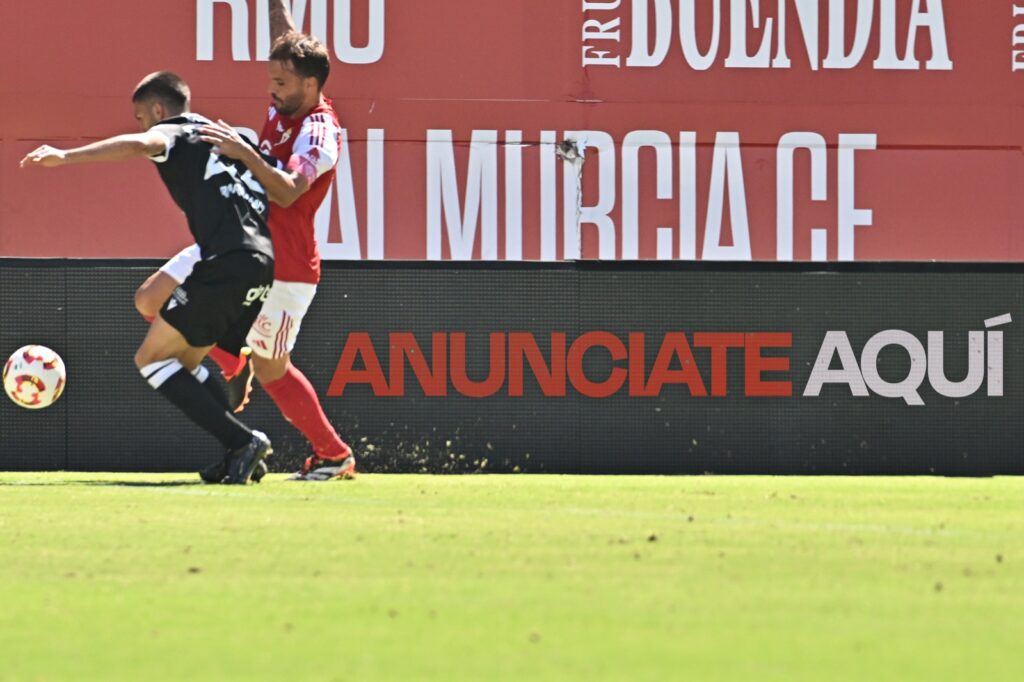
[
  {"xmin": 245, "ymin": 280, "xmax": 317, "ymax": 359},
  {"xmin": 159, "ymin": 244, "xmax": 201, "ymax": 284},
  {"xmin": 160, "ymin": 244, "xmax": 315, "ymax": 359}
]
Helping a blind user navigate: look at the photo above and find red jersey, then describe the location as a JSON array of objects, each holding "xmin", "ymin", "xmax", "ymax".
[{"xmin": 258, "ymin": 99, "xmax": 342, "ymax": 283}]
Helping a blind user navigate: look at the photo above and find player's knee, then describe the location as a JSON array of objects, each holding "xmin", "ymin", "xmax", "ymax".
[
  {"xmin": 252, "ymin": 352, "xmax": 289, "ymax": 384},
  {"xmin": 134, "ymin": 341, "xmax": 172, "ymax": 370},
  {"xmin": 133, "ymin": 347, "xmax": 153, "ymax": 370}
]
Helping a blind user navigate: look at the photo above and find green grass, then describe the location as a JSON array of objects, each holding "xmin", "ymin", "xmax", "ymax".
[{"xmin": 0, "ymin": 474, "xmax": 1021, "ymax": 681}]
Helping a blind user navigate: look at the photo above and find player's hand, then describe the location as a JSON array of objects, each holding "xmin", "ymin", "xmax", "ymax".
[
  {"xmin": 20, "ymin": 145, "xmax": 67, "ymax": 168},
  {"xmin": 199, "ymin": 120, "xmax": 249, "ymax": 160}
]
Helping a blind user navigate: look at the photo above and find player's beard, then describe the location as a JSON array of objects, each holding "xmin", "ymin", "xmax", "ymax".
[{"xmin": 272, "ymin": 93, "xmax": 303, "ymax": 118}]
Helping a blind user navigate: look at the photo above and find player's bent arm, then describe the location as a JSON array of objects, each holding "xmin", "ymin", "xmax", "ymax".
[
  {"xmin": 233, "ymin": 143, "xmax": 311, "ymax": 208},
  {"xmin": 269, "ymin": 0, "xmax": 297, "ymax": 43},
  {"xmin": 250, "ymin": 162, "xmax": 310, "ymax": 209},
  {"xmin": 19, "ymin": 132, "xmax": 167, "ymax": 168},
  {"xmin": 199, "ymin": 121, "xmax": 310, "ymax": 206}
]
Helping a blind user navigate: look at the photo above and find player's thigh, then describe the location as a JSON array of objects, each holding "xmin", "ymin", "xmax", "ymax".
[
  {"xmin": 245, "ymin": 281, "xmax": 317, "ymax": 359},
  {"xmin": 135, "ymin": 316, "xmax": 193, "ymax": 368},
  {"xmin": 251, "ymin": 351, "xmax": 289, "ymax": 384},
  {"xmin": 180, "ymin": 344, "xmax": 215, "ymax": 371}
]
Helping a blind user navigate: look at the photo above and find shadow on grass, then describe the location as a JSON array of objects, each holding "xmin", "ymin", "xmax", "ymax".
[{"xmin": 0, "ymin": 479, "xmax": 204, "ymax": 488}]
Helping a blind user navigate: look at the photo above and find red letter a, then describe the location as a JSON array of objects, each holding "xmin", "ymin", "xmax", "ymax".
[{"xmin": 327, "ymin": 332, "xmax": 391, "ymax": 396}]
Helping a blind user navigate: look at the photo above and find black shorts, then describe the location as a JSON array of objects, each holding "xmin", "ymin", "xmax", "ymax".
[
  {"xmin": 215, "ymin": 320, "xmax": 250, "ymax": 358},
  {"xmin": 160, "ymin": 251, "xmax": 274, "ymax": 348}
]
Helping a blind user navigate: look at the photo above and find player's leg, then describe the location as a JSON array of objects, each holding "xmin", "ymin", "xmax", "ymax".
[
  {"xmin": 246, "ymin": 281, "xmax": 355, "ymax": 479},
  {"xmin": 140, "ymin": 293, "xmax": 251, "ymax": 414},
  {"xmin": 256, "ymin": 351, "xmax": 356, "ymax": 480},
  {"xmin": 214, "ymin": 325, "xmax": 257, "ymax": 413},
  {"xmin": 141, "ymin": 253, "xmax": 274, "ymax": 483},
  {"xmin": 134, "ymin": 315, "xmax": 255, "ymax": 451},
  {"xmin": 191, "ymin": 339, "xmax": 266, "ymax": 484},
  {"xmin": 193, "ymin": 342, "xmax": 265, "ymax": 483},
  {"xmin": 136, "ymin": 243, "xmax": 247, "ymax": 382}
]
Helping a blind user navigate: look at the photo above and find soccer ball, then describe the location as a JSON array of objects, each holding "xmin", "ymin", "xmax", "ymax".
[{"xmin": 3, "ymin": 345, "xmax": 67, "ymax": 410}]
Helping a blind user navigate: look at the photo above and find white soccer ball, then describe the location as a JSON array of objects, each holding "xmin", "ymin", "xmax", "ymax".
[{"xmin": 3, "ymin": 345, "xmax": 67, "ymax": 410}]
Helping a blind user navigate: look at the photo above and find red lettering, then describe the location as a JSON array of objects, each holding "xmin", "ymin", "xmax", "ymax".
[
  {"xmin": 327, "ymin": 332, "xmax": 390, "ymax": 396},
  {"xmin": 745, "ymin": 332, "xmax": 792, "ymax": 397},
  {"xmin": 693, "ymin": 333, "xmax": 744, "ymax": 397},
  {"xmin": 328, "ymin": 330, "xmax": 795, "ymax": 401},
  {"xmin": 509, "ymin": 332, "xmax": 566, "ymax": 397},
  {"xmin": 389, "ymin": 332, "xmax": 447, "ymax": 397},
  {"xmin": 646, "ymin": 332, "xmax": 707, "ymax": 396},
  {"xmin": 568, "ymin": 332, "xmax": 627, "ymax": 398},
  {"xmin": 628, "ymin": 332, "xmax": 653, "ymax": 397},
  {"xmin": 450, "ymin": 333, "xmax": 506, "ymax": 398}
]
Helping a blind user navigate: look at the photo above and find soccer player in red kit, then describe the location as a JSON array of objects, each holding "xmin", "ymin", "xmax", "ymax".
[{"xmin": 139, "ymin": 4, "xmax": 354, "ymax": 480}]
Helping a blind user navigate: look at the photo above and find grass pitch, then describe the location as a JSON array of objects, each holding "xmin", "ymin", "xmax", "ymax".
[{"xmin": 0, "ymin": 474, "xmax": 1021, "ymax": 682}]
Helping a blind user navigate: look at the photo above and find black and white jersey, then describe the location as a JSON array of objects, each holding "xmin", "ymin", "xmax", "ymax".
[{"xmin": 148, "ymin": 114, "xmax": 274, "ymax": 261}]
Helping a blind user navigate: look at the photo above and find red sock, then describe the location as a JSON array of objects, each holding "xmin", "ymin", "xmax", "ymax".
[
  {"xmin": 263, "ymin": 364, "xmax": 351, "ymax": 459},
  {"xmin": 142, "ymin": 314, "xmax": 155, "ymax": 323},
  {"xmin": 208, "ymin": 346, "xmax": 244, "ymax": 379}
]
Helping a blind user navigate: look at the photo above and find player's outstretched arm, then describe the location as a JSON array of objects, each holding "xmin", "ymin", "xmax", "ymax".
[
  {"xmin": 20, "ymin": 132, "xmax": 167, "ymax": 168},
  {"xmin": 199, "ymin": 120, "xmax": 309, "ymax": 207},
  {"xmin": 269, "ymin": 0, "xmax": 297, "ymax": 43}
]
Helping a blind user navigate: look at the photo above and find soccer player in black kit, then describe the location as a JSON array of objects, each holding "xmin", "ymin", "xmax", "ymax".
[{"xmin": 21, "ymin": 72, "xmax": 275, "ymax": 484}]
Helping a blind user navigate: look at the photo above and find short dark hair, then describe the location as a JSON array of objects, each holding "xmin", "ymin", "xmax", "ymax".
[
  {"xmin": 132, "ymin": 72, "xmax": 190, "ymax": 113},
  {"xmin": 270, "ymin": 32, "xmax": 330, "ymax": 89}
]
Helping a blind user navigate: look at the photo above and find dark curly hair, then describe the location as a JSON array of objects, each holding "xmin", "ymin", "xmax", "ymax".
[
  {"xmin": 131, "ymin": 71, "xmax": 190, "ymax": 113},
  {"xmin": 270, "ymin": 32, "xmax": 330, "ymax": 90}
]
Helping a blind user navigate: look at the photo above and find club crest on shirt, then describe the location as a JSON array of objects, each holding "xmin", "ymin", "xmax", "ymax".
[{"xmin": 253, "ymin": 313, "xmax": 274, "ymax": 334}]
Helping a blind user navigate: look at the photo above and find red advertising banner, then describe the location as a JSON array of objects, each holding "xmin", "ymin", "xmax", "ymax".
[{"xmin": 2, "ymin": 1, "xmax": 1023, "ymax": 261}]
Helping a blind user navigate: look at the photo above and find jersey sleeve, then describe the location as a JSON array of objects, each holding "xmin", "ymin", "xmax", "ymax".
[
  {"xmin": 285, "ymin": 113, "xmax": 341, "ymax": 185},
  {"xmin": 146, "ymin": 123, "xmax": 185, "ymax": 163}
]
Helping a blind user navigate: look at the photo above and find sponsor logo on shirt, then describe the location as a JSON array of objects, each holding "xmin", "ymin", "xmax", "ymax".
[{"xmin": 170, "ymin": 287, "xmax": 189, "ymax": 308}]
